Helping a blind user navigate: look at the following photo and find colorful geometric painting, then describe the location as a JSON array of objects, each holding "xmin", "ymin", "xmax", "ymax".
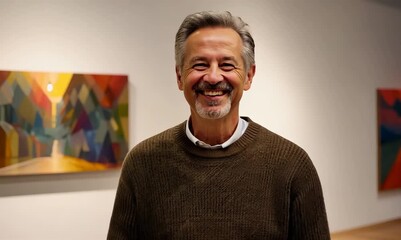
[
  {"xmin": 377, "ymin": 89, "xmax": 401, "ymax": 191},
  {"xmin": 0, "ymin": 70, "xmax": 128, "ymax": 176}
]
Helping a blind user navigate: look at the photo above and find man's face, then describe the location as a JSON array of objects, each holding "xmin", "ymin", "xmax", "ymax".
[{"xmin": 176, "ymin": 27, "xmax": 254, "ymax": 120}]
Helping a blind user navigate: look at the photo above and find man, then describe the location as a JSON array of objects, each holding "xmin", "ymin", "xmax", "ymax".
[{"xmin": 108, "ymin": 11, "xmax": 330, "ymax": 239}]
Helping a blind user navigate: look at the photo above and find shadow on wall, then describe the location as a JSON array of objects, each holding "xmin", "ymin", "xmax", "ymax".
[
  {"xmin": 0, "ymin": 169, "xmax": 120, "ymax": 197},
  {"xmin": 367, "ymin": 0, "xmax": 401, "ymax": 9},
  {"xmin": 378, "ymin": 188, "xmax": 401, "ymax": 200}
]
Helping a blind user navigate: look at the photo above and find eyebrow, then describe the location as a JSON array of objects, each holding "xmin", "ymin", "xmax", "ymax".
[
  {"xmin": 188, "ymin": 56, "xmax": 239, "ymax": 65},
  {"xmin": 220, "ymin": 56, "xmax": 239, "ymax": 65},
  {"xmin": 188, "ymin": 56, "xmax": 207, "ymax": 64}
]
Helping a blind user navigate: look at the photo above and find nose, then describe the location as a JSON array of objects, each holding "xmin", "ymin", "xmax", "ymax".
[{"xmin": 203, "ymin": 64, "xmax": 223, "ymax": 84}]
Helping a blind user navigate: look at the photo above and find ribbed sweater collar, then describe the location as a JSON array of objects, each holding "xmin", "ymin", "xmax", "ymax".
[{"xmin": 174, "ymin": 117, "xmax": 261, "ymax": 159}]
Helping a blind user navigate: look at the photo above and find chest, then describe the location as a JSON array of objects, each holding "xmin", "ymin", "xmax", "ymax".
[{"xmin": 135, "ymin": 161, "xmax": 291, "ymax": 239}]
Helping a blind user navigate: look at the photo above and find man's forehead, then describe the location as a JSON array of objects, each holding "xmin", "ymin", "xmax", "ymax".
[
  {"xmin": 185, "ymin": 27, "xmax": 243, "ymax": 53},
  {"xmin": 180, "ymin": 27, "xmax": 244, "ymax": 67},
  {"xmin": 187, "ymin": 27, "xmax": 241, "ymax": 40}
]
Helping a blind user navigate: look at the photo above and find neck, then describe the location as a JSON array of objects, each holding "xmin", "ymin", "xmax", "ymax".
[{"xmin": 190, "ymin": 113, "xmax": 240, "ymax": 146}]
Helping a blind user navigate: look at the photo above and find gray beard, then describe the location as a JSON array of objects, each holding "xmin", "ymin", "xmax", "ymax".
[{"xmin": 195, "ymin": 97, "xmax": 232, "ymax": 119}]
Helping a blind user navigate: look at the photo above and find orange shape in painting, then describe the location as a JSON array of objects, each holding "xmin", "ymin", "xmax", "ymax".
[{"xmin": 93, "ymin": 75, "xmax": 127, "ymax": 108}]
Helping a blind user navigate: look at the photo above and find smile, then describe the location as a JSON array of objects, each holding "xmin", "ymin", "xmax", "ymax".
[
  {"xmin": 195, "ymin": 89, "xmax": 231, "ymax": 97},
  {"xmin": 204, "ymin": 90, "xmax": 224, "ymax": 96}
]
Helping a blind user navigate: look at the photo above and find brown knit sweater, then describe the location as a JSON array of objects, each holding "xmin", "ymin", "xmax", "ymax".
[{"xmin": 107, "ymin": 117, "xmax": 330, "ymax": 239}]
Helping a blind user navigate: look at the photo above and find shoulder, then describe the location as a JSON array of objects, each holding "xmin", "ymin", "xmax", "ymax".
[
  {"xmin": 246, "ymin": 118, "xmax": 309, "ymax": 161},
  {"xmin": 122, "ymin": 121, "xmax": 185, "ymax": 168},
  {"xmin": 246, "ymin": 118, "xmax": 322, "ymax": 191},
  {"xmin": 245, "ymin": 118, "xmax": 318, "ymax": 179},
  {"xmin": 136, "ymin": 122, "xmax": 184, "ymax": 150}
]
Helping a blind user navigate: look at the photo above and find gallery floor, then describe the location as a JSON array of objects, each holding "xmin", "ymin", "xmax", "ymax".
[{"xmin": 331, "ymin": 218, "xmax": 401, "ymax": 240}]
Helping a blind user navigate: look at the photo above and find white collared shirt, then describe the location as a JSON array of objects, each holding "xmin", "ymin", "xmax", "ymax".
[{"xmin": 185, "ymin": 118, "xmax": 249, "ymax": 149}]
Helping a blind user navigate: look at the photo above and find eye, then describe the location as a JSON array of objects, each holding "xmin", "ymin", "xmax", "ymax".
[
  {"xmin": 220, "ymin": 63, "xmax": 236, "ymax": 71},
  {"xmin": 192, "ymin": 63, "xmax": 208, "ymax": 71}
]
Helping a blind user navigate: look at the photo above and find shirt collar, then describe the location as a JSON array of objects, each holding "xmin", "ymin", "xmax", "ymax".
[{"xmin": 185, "ymin": 117, "xmax": 249, "ymax": 149}]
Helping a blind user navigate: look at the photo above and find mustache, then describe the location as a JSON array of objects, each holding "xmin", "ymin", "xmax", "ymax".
[{"xmin": 193, "ymin": 81, "xmax": 233, "ymax": 93}]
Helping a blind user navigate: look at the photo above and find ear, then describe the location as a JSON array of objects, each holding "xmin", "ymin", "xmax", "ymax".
[
  {"xmin": 243, "ymin": 64, "xmax": 256, "ymax": 91},
  {"xmin": 176, "ymin": 66, "xmax": 184, "ymax": 90}
]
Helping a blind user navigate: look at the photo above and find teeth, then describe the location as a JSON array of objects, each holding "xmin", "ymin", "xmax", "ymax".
[{"xmin": 204, "ymin": 90, "xmax": 224, "ymax": 96}]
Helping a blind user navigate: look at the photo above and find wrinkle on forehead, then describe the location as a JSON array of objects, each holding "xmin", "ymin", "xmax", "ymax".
[{"xmin": 183, "ymin": 27, "xmax": 244, "ymax": 68}]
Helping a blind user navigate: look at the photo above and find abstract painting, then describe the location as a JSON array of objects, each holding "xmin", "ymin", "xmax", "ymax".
[
  {"xmin": 377, "ymin": 89, "xmax": 401, "ymax": 191},
  {"xmin": 0, "ymin": 70, "xmax": 128, "ymax": 176}
]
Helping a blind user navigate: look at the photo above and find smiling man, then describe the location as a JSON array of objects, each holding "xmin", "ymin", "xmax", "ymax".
[
  {"xmin": 177, "ymin": 26, "xmax": 254, "ymax": 147},
  {"xmin": 108, "ymin": 11, "xmax": 330, "ymax": 239}
]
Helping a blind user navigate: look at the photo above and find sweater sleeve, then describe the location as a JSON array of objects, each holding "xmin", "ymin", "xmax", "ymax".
[
  {"xmin": 288, "ymin": 155, "xmax": 330, "ymax": 240},
  {"xmin": 107, "ymin": 158, "xmax": 137, "ymax": 240}
]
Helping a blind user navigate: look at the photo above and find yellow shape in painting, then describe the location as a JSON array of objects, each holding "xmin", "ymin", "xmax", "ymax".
[
  {"xmin": 110, "ymin": 117, "xmax": 119, "ymax": 131},
  {"xmin": 47, "ymin": 73, "xmax": 72, "ymax": 98},
  {"xmin": 26, "ymin": 72, "xmax": 72, "ymax": 98},
  {"xmin": 0, "ymin": 156, "xmax": 111, "ymax": 176},
  {"xmin": 78, "ymin": 84, "xmax": 89, "ymax": 105}
]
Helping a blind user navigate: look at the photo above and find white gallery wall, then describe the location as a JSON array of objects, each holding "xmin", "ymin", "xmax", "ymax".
[{"xmin": 0, "ymin": 0, "xmax": 401, "ymax": 239}]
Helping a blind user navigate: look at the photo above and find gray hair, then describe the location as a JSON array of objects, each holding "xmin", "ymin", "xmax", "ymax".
[{"xmin": 175, "ymin": 11, "xmax": 255, "ymax": 72}]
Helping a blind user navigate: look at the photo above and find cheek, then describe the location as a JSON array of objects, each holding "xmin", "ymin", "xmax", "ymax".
[
  {"xmin": 221, "ymin": 72, "xmax": 246, "ymax": 89},
  {"xmin": 233, "ymin": 70, "xmax": 246, "ymax": 82},
  {"xmin": 182, "ymin": 71, "xmax": 204, "ymax": 88}
]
